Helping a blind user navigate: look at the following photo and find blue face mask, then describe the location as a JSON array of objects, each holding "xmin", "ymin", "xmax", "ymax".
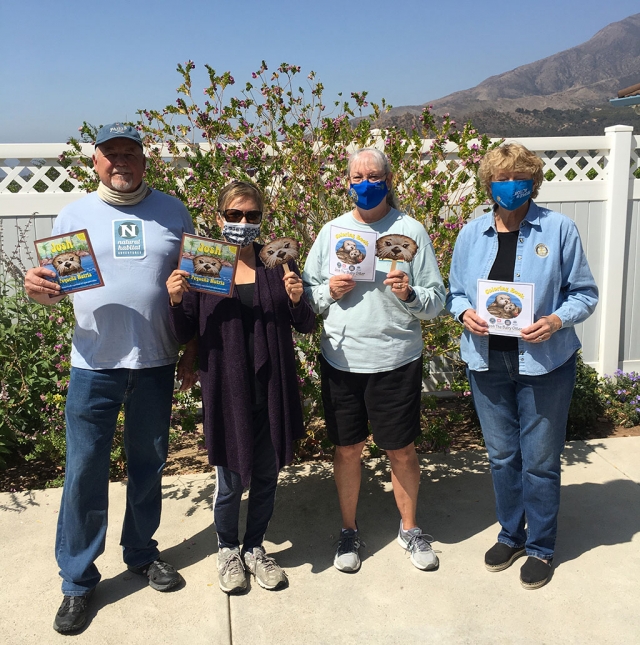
[
  {"xmin": 349, "ymin": 180, "xmax": 389, "ymax": 210},
  {"xmin": 491, "ymin": 179, "xmax": 533, "ymax": 211}
]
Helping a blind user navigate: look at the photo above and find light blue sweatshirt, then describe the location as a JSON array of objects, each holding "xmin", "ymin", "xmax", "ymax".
[{"xmin": 302, "ymin": 208, "xmax": 446, "ymax": 373}]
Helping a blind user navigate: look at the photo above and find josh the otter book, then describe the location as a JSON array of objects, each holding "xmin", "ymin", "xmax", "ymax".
[
  {"xmin": 34, "ymin": 229, "xmax": 104, "ymax": 295},
  {"xmin": 477, "ymin": 279, "xmax": 535, "ymax": 337},
  {"xmin": 178, "ymin": 234, "xmax": 240, "ymax": 297}
]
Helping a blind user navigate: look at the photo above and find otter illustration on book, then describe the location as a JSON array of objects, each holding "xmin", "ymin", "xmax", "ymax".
[
  {"xmin": 34, "ymin": 229, "xmax": 104, "ymax": 295},
  {"xmin": 335, "ymin": 238, "xmax": 366, "ymax": 264},
  {"xmin": 259, "ymin": 237, "xmax": 300, "ymax": 272},
  {"xmin": 486, "ymin": 293, "xmax": 521, "ymax": 319},
  {"xmin": 178, "ymin": 233, "xmax": 239, "ymax": 296}
]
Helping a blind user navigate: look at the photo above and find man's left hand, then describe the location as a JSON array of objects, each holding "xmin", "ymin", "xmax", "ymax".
[{"xmin": 176, "ymin": 339, "xmax": 199, "ymax": 390}]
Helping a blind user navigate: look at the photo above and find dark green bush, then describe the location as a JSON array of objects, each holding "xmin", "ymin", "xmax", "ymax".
[{"xmin": 566, "ymin": 354, "xmax": 605, "ymax": 439}]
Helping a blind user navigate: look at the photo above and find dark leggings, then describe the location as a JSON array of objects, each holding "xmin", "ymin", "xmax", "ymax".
[{"xmin": 213, "ymin": 401, "xmax": 278, "ymax": 551}]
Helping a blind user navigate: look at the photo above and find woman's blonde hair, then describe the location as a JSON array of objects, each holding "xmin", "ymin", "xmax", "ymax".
[
  {"xmin": 217, "ymin": 180, "xmax": 264, "ymax": 213},
  {"xmin": 478, "ymin": 143, "xmax": 544, "ymax": 201}
]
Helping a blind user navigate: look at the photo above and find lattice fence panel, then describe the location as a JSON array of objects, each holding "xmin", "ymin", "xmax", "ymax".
[
  {"xmin": 0, "ymin": 157, "xmax": 83, "ymax": 194},
  {"xmin": 630, "ymin": 147, "xmax": 640, "ymax": 179},
  {"xmin": 538, "ymin": 149, "xmax": 608, "ymax": 182}
]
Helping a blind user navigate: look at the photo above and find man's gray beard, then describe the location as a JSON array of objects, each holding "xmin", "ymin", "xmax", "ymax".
[{"xmin": 110, "ymin": 174, "xmax": 134, "ymax": 192}]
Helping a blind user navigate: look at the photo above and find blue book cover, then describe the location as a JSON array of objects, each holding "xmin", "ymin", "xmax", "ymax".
[
  {"xmin": 34, "ymin": 229, "xmax": 104, "ymax": 295},
  {"xmin": 178, "ymin": 234, "xmax": 240, "ymax": 297}
]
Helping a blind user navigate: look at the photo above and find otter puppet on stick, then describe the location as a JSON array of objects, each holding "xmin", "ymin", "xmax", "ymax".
[
  {"xmin": 375, "ymin": 234, "xmax": 419, "ymax": 272},
  {"xmin": 259, "ymin": 237, "xmax": 300, "ymax": 272}
]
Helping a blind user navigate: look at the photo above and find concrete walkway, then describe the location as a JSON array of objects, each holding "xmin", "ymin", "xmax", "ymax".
[{"xmin": 1, "ymin": 438, "xmax": 639, "ymax": 644}]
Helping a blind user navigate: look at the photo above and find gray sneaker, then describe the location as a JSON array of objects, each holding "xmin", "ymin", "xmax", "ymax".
[
  {"xmin": 334, "ymin": 528, "xmax": 363, "ymax": 573},
  {"xmin": 243, "ymin": 547, "xmax": 288, "ymax": 590},
  {"xmin": 397, "ymin": 526, "xmax": 439, "ymax": 571},
  {"xmin": 217, "ymin": 546, "xmax": 247, "ymax": 594}
]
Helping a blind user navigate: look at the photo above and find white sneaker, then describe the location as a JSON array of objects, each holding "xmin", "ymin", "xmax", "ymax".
[
  {"xmin": 334, "ymin": 528, "xmax": 363, "ymax": 573},
  {"xmin": 397, "ymin": 526, "xmax": 439, "ymax": 571}
]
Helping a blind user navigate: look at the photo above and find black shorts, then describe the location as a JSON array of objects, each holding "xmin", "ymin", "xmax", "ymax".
[{"xmin": 320, "ymin": 354, "xmax": 423, "ymax": 450}]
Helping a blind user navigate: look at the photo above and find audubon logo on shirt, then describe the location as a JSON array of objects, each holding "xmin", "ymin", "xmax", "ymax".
[{"xmin": 113, "ymin": 219, "xmax": 146, "ymax": 258}]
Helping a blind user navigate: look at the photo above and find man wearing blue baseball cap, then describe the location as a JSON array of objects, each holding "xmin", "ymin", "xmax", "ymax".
[{"xmin": 25, "ymin": 122, "xmax": 196, "ymax": 634}]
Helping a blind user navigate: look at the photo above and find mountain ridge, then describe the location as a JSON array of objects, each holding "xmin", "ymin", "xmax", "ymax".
[{"xmin": 379, "ymin": 13, "xmax": 640, "ymax": 136}]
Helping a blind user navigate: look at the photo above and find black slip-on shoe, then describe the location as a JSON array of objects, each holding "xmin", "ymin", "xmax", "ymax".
[
  {"xmin": 520, "ymin": 556, "xmax": 553, "ymax": 589},
  {"xmin": 484, "ymin": 542, "xmax": 526, "ymax": 572}
]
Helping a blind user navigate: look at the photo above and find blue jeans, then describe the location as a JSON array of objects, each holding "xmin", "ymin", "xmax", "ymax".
[
  {"xmin": 468, "ymin": 350, "xmax": 576, "ymax": 560},
  {"xmin": 55, "ymin": 364, "xmax": 175, "ymax": 596},
  {"xmin": 213, "ymin": 401, "xmax": 278, "ymax": 552}
]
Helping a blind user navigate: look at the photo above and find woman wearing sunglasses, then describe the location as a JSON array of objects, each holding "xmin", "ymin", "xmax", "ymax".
[{"xmin": 166, "ymin": 180, "xmax": 315, "ymax": 594}]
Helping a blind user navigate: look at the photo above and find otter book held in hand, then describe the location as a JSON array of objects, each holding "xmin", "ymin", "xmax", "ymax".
[
  {"xmin": 477, "ymin": 279, "xmax": 535, "ymax": 337},
  {"xmin": 329, "ymin": 225, "xmax": 377, "ymax": 281},
  {"xmin": 34, "ymin": 229, "xmax": 104, "ymax": 295},
  {"xmin": 178, "ymin": 234, "xmax": 240, "ymax": 297}
]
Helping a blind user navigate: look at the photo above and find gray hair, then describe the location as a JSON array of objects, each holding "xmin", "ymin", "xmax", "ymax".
[{"xmin": 347, "ymin": 148, "xmax": 399, "ymax": 209}]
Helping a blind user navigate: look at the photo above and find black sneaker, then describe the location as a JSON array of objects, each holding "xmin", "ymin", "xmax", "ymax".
[
  {"xmin": 128, "ymin": 559, "xmax": 184, "ymax": 591},
  {"xmin": 53, "ymin": 589, "xmax": 94, "ymax": 634},
  {"xmin": 520, "ymin": 556, "xmax": 553, "ymax": 589},
  {"xmin": 484, "ymin": 542, "xmax": 526, "ymax": 572}
]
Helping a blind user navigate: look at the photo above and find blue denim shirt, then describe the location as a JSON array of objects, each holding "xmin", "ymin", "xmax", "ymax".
[{"xmin": 446, "ymin": 201, "xmax": 598, "ymax": 375}]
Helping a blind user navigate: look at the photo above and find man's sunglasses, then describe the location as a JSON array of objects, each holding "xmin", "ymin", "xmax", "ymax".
[{"xmin": 220, "ymin": 209, "xmax": 263, "ymax": 224}]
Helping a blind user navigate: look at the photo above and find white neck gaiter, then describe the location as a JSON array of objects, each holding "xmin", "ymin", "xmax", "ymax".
[{"xmin": 97, "ymin": 180, "xmax": 150, "ymax": 206}]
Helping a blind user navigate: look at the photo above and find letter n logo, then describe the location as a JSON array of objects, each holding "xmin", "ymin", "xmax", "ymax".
[{"xmin": 118, "ymin": 223, "xmax": 139, "ymax": 238}]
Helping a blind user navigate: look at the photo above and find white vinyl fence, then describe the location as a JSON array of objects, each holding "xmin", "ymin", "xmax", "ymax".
[{"xmin": 1, "ymin": 125, "xmax": 639, "ymax": 377}]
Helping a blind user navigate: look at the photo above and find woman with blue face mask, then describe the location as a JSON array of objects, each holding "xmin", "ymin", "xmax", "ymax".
[
  {"xmin": 166, "ymin": 180, "xmax": 315, "ymax": 595},
  {"xmin": 446, "ymin": 143, "xmax": 598, "ymax": 589},
  {"xmin": 303, "ymin": 148, "xmax": 446, "ymax": 575}
]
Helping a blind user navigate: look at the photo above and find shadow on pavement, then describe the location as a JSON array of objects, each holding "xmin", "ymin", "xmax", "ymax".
[
  {"xmin": 557, "ymin": 478, "xmax": 640, "ymax": 566},
  {"xmin": 148, "ymin": 440, "xmax": 640, "ymax": 584}
]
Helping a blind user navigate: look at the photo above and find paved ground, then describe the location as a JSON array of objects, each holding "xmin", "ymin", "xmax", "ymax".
[{"xmin": 1, "ymin": 438, "xmax": 639, "ymax": 644}]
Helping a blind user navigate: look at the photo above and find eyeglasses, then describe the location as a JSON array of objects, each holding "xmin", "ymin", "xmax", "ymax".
[
  {"xmin": 349, "ymin": 173, "xmax": 387, "ymax": 184},
  {"xmin": 220, "ymin": 209, "xmax": 263, "ymax": 224}
]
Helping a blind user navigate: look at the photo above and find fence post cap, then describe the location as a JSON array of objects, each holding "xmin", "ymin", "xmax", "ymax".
[{"xmin": 604, "ymin": 125, "xmax": 634, "ymax": 133}]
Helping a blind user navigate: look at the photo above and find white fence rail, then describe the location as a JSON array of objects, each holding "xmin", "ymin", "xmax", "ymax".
[{"xmin": 2, "ymin": 126, "xmax": 640, "ymax": 376}]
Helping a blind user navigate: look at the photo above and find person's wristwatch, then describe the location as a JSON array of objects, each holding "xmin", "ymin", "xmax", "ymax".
[{"xmin": 404, "ymin": 287, "xmax": 417, "ymax": 303}]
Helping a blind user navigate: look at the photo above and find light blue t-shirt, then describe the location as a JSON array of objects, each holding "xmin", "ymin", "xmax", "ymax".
[
  {"xmin": 52, "ymin": 190, "xmax": 195, "ymax": 369},
  {"xmin": 303, "ymin": 208, "xmax": 446, "ymax": 373}
]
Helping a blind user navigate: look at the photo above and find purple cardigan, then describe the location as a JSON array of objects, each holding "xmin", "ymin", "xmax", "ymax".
[{"xmin": 169, "ymin": 243, "xmax": 315, "ymax": 486}]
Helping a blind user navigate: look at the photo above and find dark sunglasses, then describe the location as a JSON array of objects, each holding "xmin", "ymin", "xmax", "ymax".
[{"xmin": 220, "ymin": 209, "xmax": 263, "ymax": 224}]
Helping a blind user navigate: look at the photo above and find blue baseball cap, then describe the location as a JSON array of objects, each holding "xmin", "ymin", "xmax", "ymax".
[{"xmin": 95, "ymin": 122, "xmax": 143, "ymax": 148}]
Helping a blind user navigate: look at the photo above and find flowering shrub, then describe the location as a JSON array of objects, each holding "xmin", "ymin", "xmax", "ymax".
[
  {"xmin": 602, "ymin": 370, "xmax": 640, "ymax": 428},
  {"xmin": 0, "ymin": 219, "xmax": 74, "ymax": 467},
  {"xmin": 0, "ymin": 218, "xmax": 202, "ymax": 476},
  {"xmin": 60, "ymin": 60, "xmax": 497, "ymax": 417}
]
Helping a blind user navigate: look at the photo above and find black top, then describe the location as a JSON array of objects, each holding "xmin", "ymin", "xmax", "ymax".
[
  {"xmin": 236, "ymin": 282, "xmax": 266, "ymax": 404},
  {"xmin": 488, "ymin": 231, "xmax": 519, "ymax": 352}
]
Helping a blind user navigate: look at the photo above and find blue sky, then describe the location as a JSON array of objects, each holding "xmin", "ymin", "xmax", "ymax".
[{"xmin": 1, "ymin": 1, "xmax": 638, "ymax": 142}]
